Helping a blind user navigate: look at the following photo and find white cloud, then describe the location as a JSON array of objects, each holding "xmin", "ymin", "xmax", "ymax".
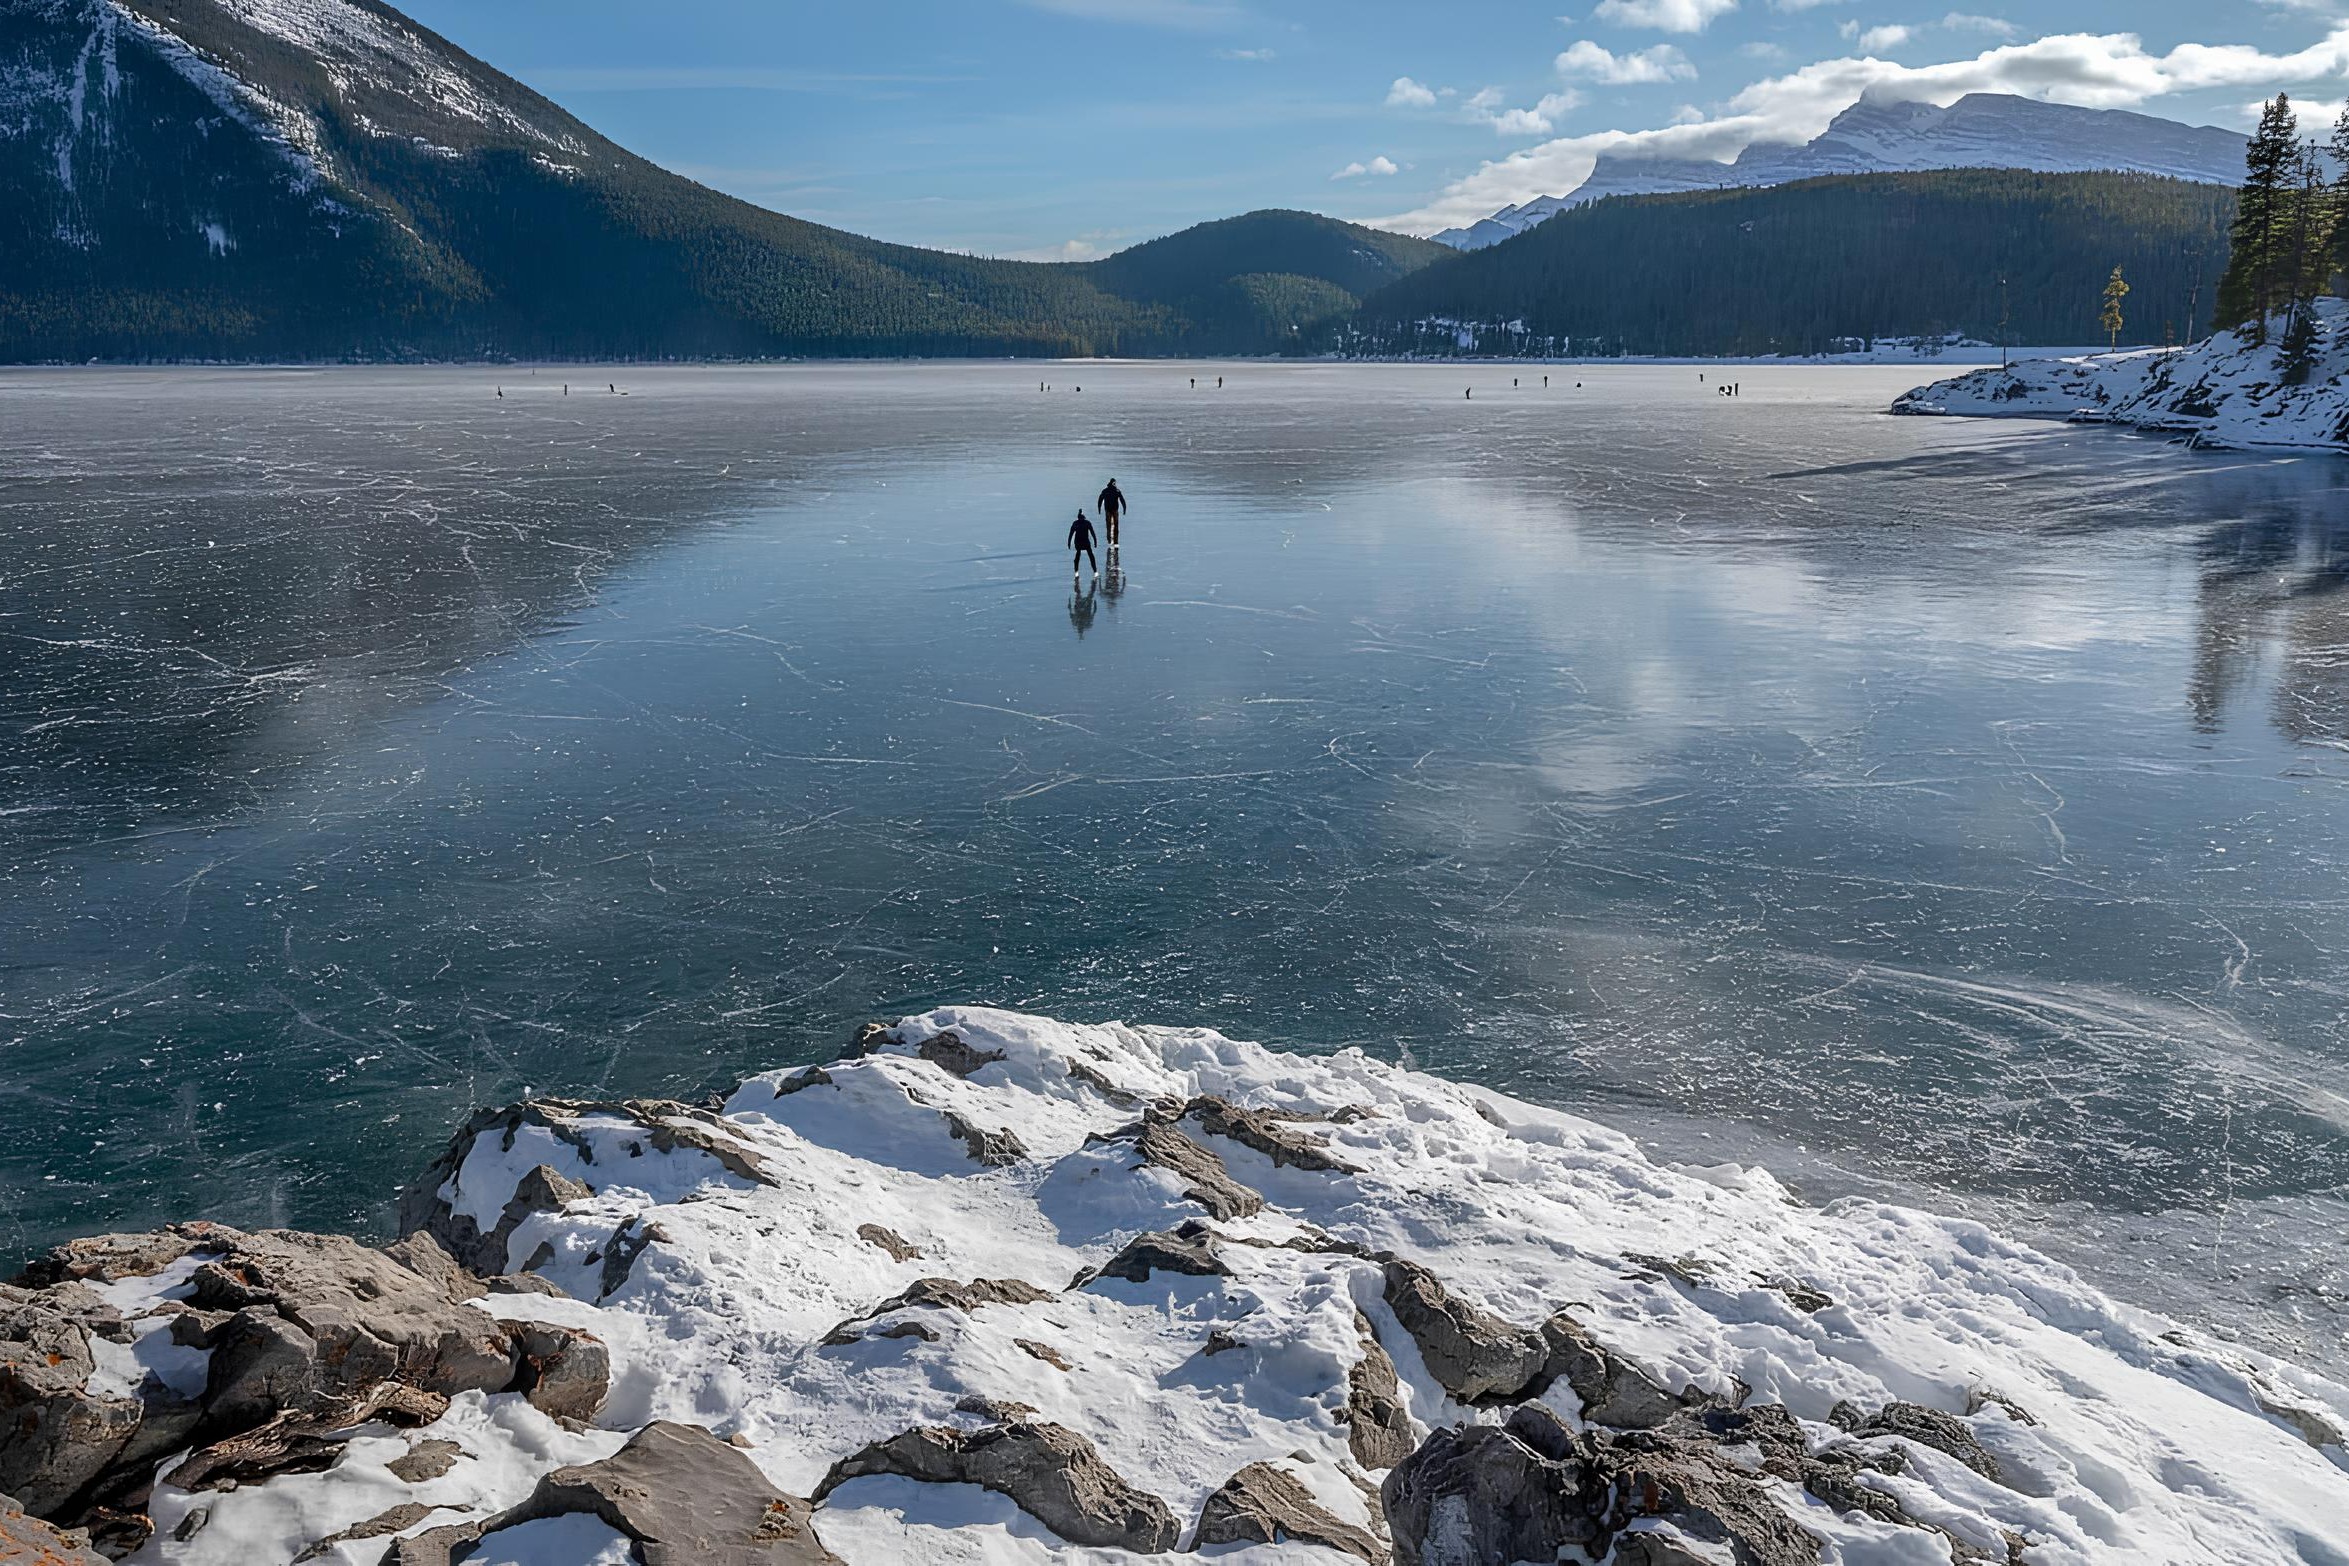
[
  {"xmin": 1557, "ymin": 39, "xmax": 1699, "ymax": 83},
  {"xmin": 1940, "ymin": 13, "xmax": 2018, "ymax": 38},
  {"xmin": 1591, "ymin": 0, "xmax": 1739, "ymax": 31},
  {"xmin": 1332, "ymin": 155, "xmax": 1403, "ymax": 179},
  {"xmin": 1386, "ymin": 75, "xmax": 1440, "ymax": 107},
  {"xmin": 1839, "ymin": 21, "xmax": 1912, "ymax": 52},
  {"xmin": 1487, "ymin": 89, "xmax": 1589, "ymax": 135},
  {"xmin": 1739, "ymin": 40, "xmax": 1791, "ymax": 60},
  {"xmin": 1217, "ymin": 47, "xmax": 1276, "ymax": 61},
  {"xmin": 1381, "ymin": 25, "xmax": 2349, "ymax": 235},
  {"xmin": 1001, "ymin": 236, "xmax": 1120, "ymax": 262},
  {"xmin": 2242, "ymin": 94, "xmax": 2347, "ymax": 127}
]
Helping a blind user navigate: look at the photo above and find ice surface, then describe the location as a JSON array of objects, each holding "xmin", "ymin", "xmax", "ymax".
[{"xmin": 0, "ymin": 360, "xmax": 2343, "ymax": 1381}]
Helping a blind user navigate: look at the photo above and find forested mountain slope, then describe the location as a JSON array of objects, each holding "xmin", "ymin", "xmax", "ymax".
[
  {"xmin": 1365, "ymin": 171, "xmax": 2238, "ymax": 357},
  {"xmin": 0, "ymin": 0, "xmax": 1444, "ymax": 360}
]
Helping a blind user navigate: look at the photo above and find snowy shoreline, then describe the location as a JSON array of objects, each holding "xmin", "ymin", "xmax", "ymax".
[
  {"xmin": 1891, "ymin": 302, "xmax": 2349, "ymax": 453},
  {"xmin": 5, "ymin": 1007, "xmax": 2346, "ymax": 1564}
]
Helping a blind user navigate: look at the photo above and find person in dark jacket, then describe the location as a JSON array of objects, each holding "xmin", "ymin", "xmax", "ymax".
[
  {"xmin": 1096, "ymin": 479, "xmax": 1127, "ymax": 547},
  {"xmin": 1068, "ymin": 510, "xmax": 1099, "ymax": 578}
]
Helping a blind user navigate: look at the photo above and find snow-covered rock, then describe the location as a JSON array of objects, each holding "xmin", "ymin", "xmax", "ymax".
[
  {"xmin": 1892, "ymin": 300, "xmax": 2349, "ymax": 453},
  {"xmin": 6, "ymin": 1007, "xmax": 2346, "ymax": 1563}
]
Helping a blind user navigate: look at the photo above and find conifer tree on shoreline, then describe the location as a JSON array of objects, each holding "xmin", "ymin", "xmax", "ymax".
[
  {"xmin": 2101, "ymin": 266, "xmax": 2130, "ymax": 349},
  {"xmin": 2213, "ymin": 93, "xmax": 2343, "ymax": 355},
  {"xmin": 2279, "ymin": 137, "xmax": 2338, "ymax": 382}
]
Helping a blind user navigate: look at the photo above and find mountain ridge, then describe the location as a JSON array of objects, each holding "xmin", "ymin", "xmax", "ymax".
[
  {"xmin": 1369, "ymin": 169, "xmax": 2236, "ymax": 358},
  {"xmin": 1430, "ymin": 92, "xmax": 2248, "ymax": 250},
  {"xmin": 2, "ymin": 0, "xmax": 1448, "ymax": 360}
]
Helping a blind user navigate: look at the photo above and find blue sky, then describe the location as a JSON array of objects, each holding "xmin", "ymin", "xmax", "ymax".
[{"xmin": 397, "ymin": 1, "xmax": 2349, "ymax": 253}]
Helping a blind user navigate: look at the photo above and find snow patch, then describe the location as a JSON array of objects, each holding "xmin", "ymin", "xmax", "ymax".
[
  {"xmin": 101, "ymin": 0, "xmax": 331, "ymax": 196},
  {"xmin": 1894, "ymin": 298, "xmax": 2349, "ymax": 453},
  {"xmin": 83, "ymin": 1251, "xmax": 213, "ymax": 1402}
]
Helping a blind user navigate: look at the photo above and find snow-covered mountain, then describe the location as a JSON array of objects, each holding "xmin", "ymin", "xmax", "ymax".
[
  {"xmin": 1431, "ymin": 93, "xmax": 2249, "ymax": 249},
  {"xmin": 7, "ymin": 0, "xmax": 600, "ymax": 249},
  {"xmin": 0, "ymin": 0, "xmax": 1444, "ymax": 359}
]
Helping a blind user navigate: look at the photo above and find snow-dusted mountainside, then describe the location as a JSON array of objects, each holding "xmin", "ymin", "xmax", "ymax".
[
  {"xmin": 1431, "ymin": 93, "xmax": 2247, "ymax": 249},
  {"xmin": 6, "ymin": 1008, "xmax": 2344, "ymax": 1564},
  {"xmin": 4, "ymin": 0, "xmax": 601, "ymax": 261},
  {"xmin": 0, "ymin": 0, "xmax": 1439, "ymax": 358},
  {"xmin": 1893, "ymin": 300, "xmax": 2349, "ymax": 452}
]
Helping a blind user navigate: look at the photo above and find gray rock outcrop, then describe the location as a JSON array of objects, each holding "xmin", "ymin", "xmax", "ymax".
[
  {"xmin": 385, "ymin": 1421, "xmax": 839, "ymax": 1565},
  {"xmin": 1342, "ymin": 1311, "xmax": 1417, "ymax": 1470},
  {"xmin": 1126, "ymin": 1118, "xmax": 1265, "ymax": 1221},
  {"xmin": 1831, "ymin": 1400, "xmax": 2002, "ymax": 1482},
  {"xmin": 0, "ymin": 1282, "xmax": 152, "ymax": 1516},
  {"xmin": 1193, "ymin": 1461, "xmax": 1381, "ymax": 1561},
  {"xmin": 945, "ymin": 1111, "xmax": 1031, "ymax": 1166},
  {"xmin": 0, "ymin": 1491, "xmax": 109, "ymax": 1566},
  {"xmin": 1184, "ymin": 1096, "xmax": 1360, "ymax": 1174},
  {"xmin": 1537, "ymin": 1311, "xmax": 1688, "ymax": 1429},
  {"xmin": 0, "ymin": 1224, "xmax": 603, "ymax": 1554},
  {"xmin": 396, "ymin": 1099, "xmax": 775, "ymax": 1275},
  {"xmin": 1383, "ymin": 1403, "xmax": 1824, "ymax": 1566},
  {"xmin": 816, "ymin": 1419, "xmax": 1179, "ymax": 1553},
  {"xmin": 1082, "ymin": 1223, "xmax": 1231, "ymax": 1286},
  {"xmin": 1379, "ymin": 1259, "xmax": 1548, "ymax": 1403}
]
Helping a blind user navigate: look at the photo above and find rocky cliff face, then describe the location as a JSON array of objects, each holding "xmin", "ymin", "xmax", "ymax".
[{"xmin": 3, "ymin": 1006, "xmax": 2345, "ymax": 1562}]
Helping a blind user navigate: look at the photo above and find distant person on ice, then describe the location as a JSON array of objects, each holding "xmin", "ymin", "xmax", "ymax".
[
  {"xmin": 1097, "ymin": 478, "xmax": 1127, "ymax": 547},
  {"xmin": 1068, "ymin": 510, "xmax": 1100, "ymax": 579}
]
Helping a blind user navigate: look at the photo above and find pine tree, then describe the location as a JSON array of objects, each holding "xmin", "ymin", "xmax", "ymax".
[
  {"xmin": 2280, "ymin": 300, "xmax": 2320, "ymax": 384},
  {"xmin": 2294, "ymin": 138, "xmax": 2337, "ymax": 301},
  {"xmin": 2215, "ymin": 95, "xmax": 2298, "ymax": 341},
  {"xmin": 2100, "ymin": 265, "xmax": 2129, "ymax": 349},
  {"xmin": 2331, "ymin": 103, "xmax": 2349, "ymax": 287},
  {"xmin": 2279, "ymin": 139, "xmax": 2337, "ymax": 383}
]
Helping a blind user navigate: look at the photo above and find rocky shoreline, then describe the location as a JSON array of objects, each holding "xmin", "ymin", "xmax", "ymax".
[
  {"xmin": 1891, "ymin": 300, "xmax": 2349, "ymax": 453},
  {"xmin": 4, "ymin": 1008, "xmax": 2346, "ymax": 1563}
]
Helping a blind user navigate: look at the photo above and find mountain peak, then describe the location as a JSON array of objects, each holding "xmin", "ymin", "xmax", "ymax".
[{"xmin": 1429, "ymin": 92, "xmax": 2248, "ymax": 250}]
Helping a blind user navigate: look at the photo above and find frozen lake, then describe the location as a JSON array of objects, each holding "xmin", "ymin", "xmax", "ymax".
[{"xmin": 1, "ymin": 361, "xmax": 2344, "ymax": 1373}]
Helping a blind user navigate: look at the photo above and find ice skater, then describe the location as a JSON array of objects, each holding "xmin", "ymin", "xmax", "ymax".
[
  {"xmin": 1068, "ymin": 509, "xmax": 1100, "ymax": 579},
  {"xmin": 1096, "ymin": 478, "xmax": 1127, "ymax": 548}
]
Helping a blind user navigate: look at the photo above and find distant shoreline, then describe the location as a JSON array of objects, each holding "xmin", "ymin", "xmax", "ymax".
[{"xmin": 0, "ymin": 348, "xmax": 2124, "ymax": 373}]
